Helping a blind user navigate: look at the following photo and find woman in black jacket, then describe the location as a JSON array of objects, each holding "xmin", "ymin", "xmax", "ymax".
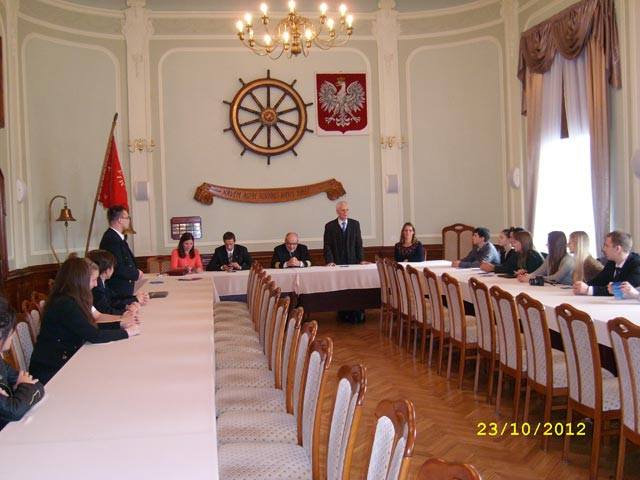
[
  {"xmin": 0, "ymin": 296, "xmax": 44, "ymax": 429},
  {"xmin": 29, "ymin": 257, "xmax": 140, "ymax": 385}
]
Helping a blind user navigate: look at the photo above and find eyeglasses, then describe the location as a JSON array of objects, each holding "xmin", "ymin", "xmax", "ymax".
[
  {"xmin": 285, "ymin": 242, "xmax": 298, "ymax": 246},
  {"xmin": 121, "ymin": 216, "xmax": 131, "ymax": 220}
]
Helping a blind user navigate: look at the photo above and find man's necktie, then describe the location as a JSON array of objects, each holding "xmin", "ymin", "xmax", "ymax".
[
  {"xmin": 341, "ymin": 221, "xmax": 347, "ymax": 233},
  {"xmin": 290, "ymin": 251, "xmax": 294, "ymax": 258},
  {"xmin": 614, "ymin": 267, "xmax": 622, "ymax": 281}
]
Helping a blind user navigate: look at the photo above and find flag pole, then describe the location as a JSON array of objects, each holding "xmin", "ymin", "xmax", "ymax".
[{"xmin": 84, "ymin": 113, "xmax": 118, "ymax": 256}]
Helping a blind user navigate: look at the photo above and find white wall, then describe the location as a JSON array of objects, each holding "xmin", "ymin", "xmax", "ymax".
[{"xmin": 1, "ymin": 0, "xmax": 638, "ymax": 268}]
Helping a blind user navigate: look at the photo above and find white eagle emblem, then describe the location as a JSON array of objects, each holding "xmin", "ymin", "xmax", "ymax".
[{"xmin": 318, "ymin": 78, "xmax": 365, "ymax": 127}]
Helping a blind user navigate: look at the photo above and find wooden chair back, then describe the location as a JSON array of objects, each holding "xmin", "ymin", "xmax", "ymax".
[
  {"xmin": 267, "ymin": 296, "xmax": 290, "ymax": 376},
  {"xmin": 30, "ymin": 291, "xmax": 47, "ymax": 312},
  {"xmin": 608, "ymin": 317, "xmax": 640, "ymax": 436},
  {"xmin": 146, "ymin": 255, "xmax": 172, "ymax": 274},
  {"xmin": 416, "ymin": 458, "xmax": 482, "ymax": 480},
  {"xmin": 21, "ymin": 300, "xmax": 41, "ymax": 341},
  {"xmin": 490, "ymin": 286, "xmax": 523, "ymax": 373},
  {"xmin": 441, "ymin": 273, "xmax": 466, "ymax": 343},
  {"xmin": 15, "ymin": 320, "xmax": 34, "ymax": 368},
  {"xmin": 289, "ymin": 320, "xmax": 318, "ymax": 417},
  {"xmin": 394, "ymin": 262, "xmax": 411, "ymax": 320},
  {"xmin": 385, "ymin": 258, "xmax": 400, "ymax": 312},
  {"xmin": 555, "ymin": 303, "xmax": 606, "ymax": 409},
  {"xmin": 279, "ymin": 307, "xmax": 304, "ymax": 393},
  {"xmin": 261, "ymin": 285, "xmax": 281, "ymax": 361},
  {"xmin": 364, "ymin": 398, "xmax": 416, "ymax": 480},
  {"xmin": 442, "ymin": 223, "xmax": 474, "ymax": 261},
  {"xmin": 407, "ymin": 265, "xmax": 429, "ymax": 327},
  {"xmin": 423, "ymin": 268, "xmax": 447, "ymax": 336},
  {"xmin": 608, "ymin": 317, "xmax": 640, "ymax": 479},
  {"xmin": 326, "ymin": 364, "xmax": 367, "ymax": 480},
  {"xmin": 468, "ymin": 277, "xmax": 495, "ymax": 355},
  {"xmin": 375, "ymin": 256, "xmax": 390, "ymax": 307},
  {"xmin": 516, "ymin": 292, "xmax": 554, "ymax": 387},
  {"xmin": 300, "ymin": 337, "xmax": 333, "ymax": 463},
  {"xmin": 8, "ymin": 317, "xmax": 28, "ymax": 371}
]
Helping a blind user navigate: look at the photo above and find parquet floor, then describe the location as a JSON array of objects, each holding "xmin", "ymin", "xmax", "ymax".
[{"xmin": 313, "ymin": 309, "xmax": 639, "ymax": 480}]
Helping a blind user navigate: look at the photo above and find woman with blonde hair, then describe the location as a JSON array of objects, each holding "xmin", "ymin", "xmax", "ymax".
[{"xmin": 568, "ymin": 231, "xmax": 603, "ymax": 283}]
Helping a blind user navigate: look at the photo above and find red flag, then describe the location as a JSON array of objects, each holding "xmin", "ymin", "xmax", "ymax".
[{"xmin": 98, "ymin": 136, "xmax": 129, "ymax": 211}]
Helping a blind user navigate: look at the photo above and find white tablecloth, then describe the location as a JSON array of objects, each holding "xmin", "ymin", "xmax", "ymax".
[
  {"xmin": 207, "ymin": 261, "xmax": 640, "ymax": 347},
  {"xmin": 416, "ymin": 261, "xmax": 640, "ymax": 347},
  {"xmin": 0, "ymin": 276, "xmax": 219, "ymax": 480}
]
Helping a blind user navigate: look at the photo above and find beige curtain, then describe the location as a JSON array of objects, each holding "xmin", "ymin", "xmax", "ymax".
[{"xmin": 517, "ymin": 0, "xmax": 621, "ymax": 246}]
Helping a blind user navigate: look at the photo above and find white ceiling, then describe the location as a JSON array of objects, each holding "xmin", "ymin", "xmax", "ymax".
[{"xmin": 62, "ymin": 0, "xmax": 481, "ymax": 13}]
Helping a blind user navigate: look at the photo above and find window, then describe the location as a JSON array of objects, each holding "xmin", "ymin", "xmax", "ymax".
[{"xmin": 532, "ymin": 134, "xmax": 596, "ymax": 255}]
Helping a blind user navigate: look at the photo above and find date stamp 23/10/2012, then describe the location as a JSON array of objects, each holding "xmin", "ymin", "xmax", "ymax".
[{"xmin": 477, "ymin": 422, "xmax": 587, "ymax": 437}]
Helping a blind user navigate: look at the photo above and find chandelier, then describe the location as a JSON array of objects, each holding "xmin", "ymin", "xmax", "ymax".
[{"xmin": 236, "ymin": 1, "xmax": 354, "ymax": 59}]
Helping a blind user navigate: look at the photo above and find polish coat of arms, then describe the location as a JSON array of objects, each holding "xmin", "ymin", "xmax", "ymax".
[{"xmin": 316, "ymin": 73, "xmax": 368, "ymax": 135}]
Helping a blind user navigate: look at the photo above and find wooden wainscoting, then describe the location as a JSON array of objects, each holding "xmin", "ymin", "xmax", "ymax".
[{"xmin": 2, "ymin": 243, "xmax": 445, "ymax": 311}]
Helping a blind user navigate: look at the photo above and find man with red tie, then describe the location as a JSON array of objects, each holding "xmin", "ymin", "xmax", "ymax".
[{"xmin": 99, "ymin": 206, "xmax": 144, "ymax": 297}]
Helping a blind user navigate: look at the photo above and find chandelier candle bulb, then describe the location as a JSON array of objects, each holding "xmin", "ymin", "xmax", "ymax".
[{"xmin": 235, "ymin": 2, "xmax": 354, "ymax": 59}]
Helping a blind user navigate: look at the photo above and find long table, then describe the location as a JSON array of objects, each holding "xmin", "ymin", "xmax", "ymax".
[
  {"xmin": 0, "ymin": 276, "xmax": 219, "ymax": 480},
  {"xmin": 208, "ymin": 262, "xmax": 640, "ymax": 347}
]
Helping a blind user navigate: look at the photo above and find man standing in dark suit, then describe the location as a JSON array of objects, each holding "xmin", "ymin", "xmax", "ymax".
[
  {"xmin": 323, "ymin": 201, "xmax": 368, "ymax": 323},
  {"xmin": 206, "ymin": 231, "xmax": 253, "ymax": 271},
  {"xmin": 573, "ymin": 230, "xmax": 640, "ymax": 296},
  {"xmin": 271, "ymin": 232, "xmax": 312, "ymax": 268},
  {"xmin": 323, "ymin": 201, "xmax": 367, "ymax": 266},
  {"xmin": 99, "ymin": 206, "xmax": 143, "ymax": 297}
]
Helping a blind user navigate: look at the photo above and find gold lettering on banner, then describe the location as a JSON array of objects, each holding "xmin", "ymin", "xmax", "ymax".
[{"xmin": 194, "ymin": 178, "xmax": 346, "ymax": 205}]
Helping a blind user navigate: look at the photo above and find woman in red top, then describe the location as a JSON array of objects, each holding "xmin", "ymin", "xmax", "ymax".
[{"xmin": 171, "ymin": 232, "xmax": 203, "ymax": 273}]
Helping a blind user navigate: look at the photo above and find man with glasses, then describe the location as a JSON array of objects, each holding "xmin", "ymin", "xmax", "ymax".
[
  {"xmin": 573, "ymin": 229, "xmax": 640, "ymax": 296},
  {"xmin": 99, "ymin": 205, "xmax": 144, "ymax": 297},
  {"xmin": 271, "ymin": 232, "xmax": 312, "ymax": 268}
]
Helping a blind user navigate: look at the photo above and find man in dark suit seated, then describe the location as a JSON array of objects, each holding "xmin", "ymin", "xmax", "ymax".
[
  {"xmin": 206, "ymin": 231, "xmax": 253, "ymax": 272},
  {"xmin": 573, "ymin": 230, "xmax": 640, "ymax": 296},
  {"xmin": 99, "ymin": 206, "xmax": 143, "ymax": 297},
  {"xmin": 271, "ymin": 232, "xmax": 312, "ymax": 268}
]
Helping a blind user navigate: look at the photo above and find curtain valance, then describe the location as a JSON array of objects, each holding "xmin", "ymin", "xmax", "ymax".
[{"xmin": 518, "ymin": 0, "xmax": 621, "ymax": 114}]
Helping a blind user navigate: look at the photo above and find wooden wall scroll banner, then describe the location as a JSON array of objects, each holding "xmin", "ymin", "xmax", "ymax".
[{"xmin": 194, "ymin": 178, "xmax": 346, "ymax": 205}]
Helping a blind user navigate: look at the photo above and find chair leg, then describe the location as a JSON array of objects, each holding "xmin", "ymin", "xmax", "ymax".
[
  {"xmin": 406, "ymin": 318, "xmax": 412, "ymax": 352},
  {"xmin": 428, "ymin": 331, "xmax": 436, "ymax": 368},
  {"xmin": 473, "ymin": 353, "xmax": 481, "ymax": 394},
  {"xmin": 616, "ymin": 431, "xmax": 626, "ymax": 480},
  {"xmin": 446, "ymin": 343, "xmax": 453, "ymax": 380},
  {"xmin": 589, "ymin": 417, "xmax": 602, "ymax": 480},
  {"xmin": 458, "ymin": 346, "xmax": 466, "ymax": 389},
  {"xmin": 512, "ymin": 373, "xmax": 521, "ymax": 422},
  {"xmin": 541, "ymin": 392, "xmax": 552, "ymax": 452},
  {"xmin": 495, "ymin": 369, "xmax": 504, "ymax": 416},
  {"xmin": 487, "ymin": 357, "xmax": 496, "ymax": 405},
  {"xmin": 397, "ymin": 317, "xmax": 404, "ymax": 347},
  {"xmin": 419, "ymin": 327, "xmax": 427, "ymax": 363},
  {"xmin": 437, "ymin": 335, "xmax": 445, "ymax": 375},
  {"xmin": 562, "ymin": 407, "xmax": 572, "ymax": 462},
  {"xmin": 523, "ymin": 383, "xmax": 532, "ymax": 424}
]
